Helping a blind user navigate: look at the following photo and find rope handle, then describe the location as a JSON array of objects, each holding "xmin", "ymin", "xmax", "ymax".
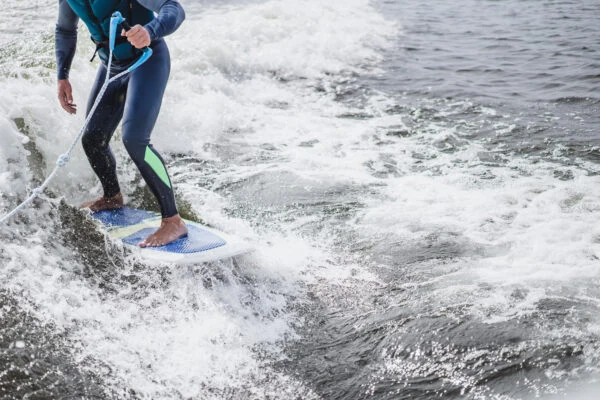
[{"xmin": 110, "ymin": 12, "xmax": 153, "ymax": 73}]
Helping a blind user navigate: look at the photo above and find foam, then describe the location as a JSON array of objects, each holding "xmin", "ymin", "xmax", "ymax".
[
  {"xmin": 357, "ymin": 146, "xmax": 600, "ymax": 322},
  {"xmin": 0, "ymin": 116, "xmax": 28, "ymax": 202}
]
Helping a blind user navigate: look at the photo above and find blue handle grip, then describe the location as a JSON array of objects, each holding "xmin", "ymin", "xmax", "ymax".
[
  {"xmin": 109, "ymin": 12, "xmax": 125, "ymax": 52},
  {"xmin": 128, "ymin": 47, "xmax": 153, "ymax": 72},
  {"xmin": 110, "ymin": 11, "xmax": 153, "ymax": 72}
]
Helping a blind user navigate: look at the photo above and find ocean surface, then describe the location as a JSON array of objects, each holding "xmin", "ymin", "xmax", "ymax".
[{"xmin": 1, "ymin": 0, "xmax": 600, "ymax": 399}]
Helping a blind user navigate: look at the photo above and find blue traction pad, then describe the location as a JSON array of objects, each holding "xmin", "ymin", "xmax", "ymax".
[
  {"xmin": 91, "ymin": 207, "xmax": 227, "ymax": 254},
  {"xmin": 92, "ymin": 207, "xmax": 157, "ymax": 227},
  {"xmin": 122, "ymin": 225, "xmax": 227, "ymax": 253}
]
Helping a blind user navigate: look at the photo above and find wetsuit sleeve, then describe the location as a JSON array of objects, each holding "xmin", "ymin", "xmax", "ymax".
[
  {"xmin": 55, "ymin": 0, "xmax": 79, "ymax": 80},
  {"xmin": 137, "ymin": 0, "xmax": 186, "ymax": 42}
]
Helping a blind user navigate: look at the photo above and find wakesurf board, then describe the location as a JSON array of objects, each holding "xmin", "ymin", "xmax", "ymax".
[{"xmin": 89, "ymin": 207, "xmax": 252, "ymax": 264}]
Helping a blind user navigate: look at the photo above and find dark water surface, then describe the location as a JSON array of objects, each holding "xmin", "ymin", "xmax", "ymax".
[{"xmin": 374, "ymin": 0, "xmax": 600, "ymax": 162}]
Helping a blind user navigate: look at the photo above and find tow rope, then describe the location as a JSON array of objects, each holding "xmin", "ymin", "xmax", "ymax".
[{"xmin": 0, "ymin": 12, "xmax": 152, "ymax": 225}]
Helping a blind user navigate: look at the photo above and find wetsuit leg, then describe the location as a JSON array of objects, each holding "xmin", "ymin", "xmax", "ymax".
[
  {"xmin": 81, "ymin": 64, "xmax": 128, "ymax": 198},
  {"xmin": 121, "ymin": 39, "xmax": 178, "ymax": 218}
]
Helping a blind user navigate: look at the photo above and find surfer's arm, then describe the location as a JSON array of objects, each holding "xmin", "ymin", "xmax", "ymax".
[
  {"xmin": 138, "ymin": 0, "xmax": 186, "ymax": 42},
  {"xmin": 55, "ymin": 0, "xmax": 79, "ymax": 80}
]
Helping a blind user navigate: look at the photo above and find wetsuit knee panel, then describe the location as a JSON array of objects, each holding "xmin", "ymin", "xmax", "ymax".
[
  {"xmin": 121, "ymin": 133, "xmax": 148, "ymax": 160},
  {"xmin": 142, "ymin": 146, "xmax": 172, "ymax": 189},
  {"xmin": 123, "ymin": 140, "xmax": 172, "ymax": 190}
]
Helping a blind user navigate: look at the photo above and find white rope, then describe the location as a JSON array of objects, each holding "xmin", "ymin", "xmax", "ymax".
[{"xmin": 0, "ymin": 22, "xmax": 137, "ymax": 225}]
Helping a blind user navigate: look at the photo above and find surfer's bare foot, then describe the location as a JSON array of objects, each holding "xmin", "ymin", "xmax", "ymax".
[
  {"xmin": 139, "ymin": 214, "xmax": 188, "ymax": 248},
  {"xmin": 80, "ymin": 193, "xmax": 124, "ymax": 212}
]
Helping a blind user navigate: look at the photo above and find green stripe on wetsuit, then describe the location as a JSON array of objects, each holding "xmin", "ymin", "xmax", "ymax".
[{"xmin": 144, "ymin": 146, "xmax": 172, "ymax": 188}]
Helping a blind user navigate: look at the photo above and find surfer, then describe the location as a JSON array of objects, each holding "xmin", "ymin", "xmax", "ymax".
[{"xmin": 55, "ymin": 0, "xmax": 188, "ymax": 247}]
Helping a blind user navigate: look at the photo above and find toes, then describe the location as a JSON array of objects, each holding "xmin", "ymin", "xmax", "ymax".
[
  {"xmin": 139, "ymin": 229, "xmax": 180, "ymax": 248},
  {"xmin": 141, "ymin": 235, "xmax": 162, "ymax": 247},
  {"xmin": 139, "ymin": 235, "xmax": 155, "ymax": 247}
]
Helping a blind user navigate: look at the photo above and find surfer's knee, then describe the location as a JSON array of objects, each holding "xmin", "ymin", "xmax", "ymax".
[
  {"xmin": 81, "ymin": 132, "xmax": 93, "ymax": 151},
  {"xmin": 122, "ymin": 131, "xmax": 148, "ymax": 161},
  {"xmin": 81, "ymin": 130, "xmax": 103, "ymax": 153}
]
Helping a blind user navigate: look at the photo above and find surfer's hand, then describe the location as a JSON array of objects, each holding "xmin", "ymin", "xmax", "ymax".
[
  {"xmin": 122, "ymin": 25, "xmax": 151, "ymax": 49},
  {"xmin": 57, "ymin": 79, "xmax": 77, "ymax": 114}
]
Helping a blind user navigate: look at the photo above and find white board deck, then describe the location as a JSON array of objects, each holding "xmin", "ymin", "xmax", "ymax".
[{"xmin": 90, "ymin": 207, "xmax": 252, "ymax": 264}]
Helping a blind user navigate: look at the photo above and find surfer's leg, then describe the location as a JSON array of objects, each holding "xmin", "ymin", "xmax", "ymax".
[
  {"xmin": 81, "ymin": 64, "xmax": 127, "ymax": 210},
  {"xmin": 122, "ymin": 39, "xmax": 187, "ymax": 246}
]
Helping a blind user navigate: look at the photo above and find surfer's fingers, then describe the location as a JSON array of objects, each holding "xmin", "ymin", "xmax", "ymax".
[
  {"xmin": 61, "ymin": 103, "xmax": 77, "ymax": 114},
  {"xmin": 58, "ymin": 94, "xmax": 77, "ymax": 114},
  {"xmin": 57, "ymin": 80, "xmax": 76, "ymax": 111},
  {"xmin": 124, "ymin": 25, "xmax": 151, "ymax": 49},
  {"xmin": 124, "ymin": 24, "xmax": 142, "ymax": 37},
  {"xmin": 58, "ymin": 93, "xmax": 77, "ymax": 114}
]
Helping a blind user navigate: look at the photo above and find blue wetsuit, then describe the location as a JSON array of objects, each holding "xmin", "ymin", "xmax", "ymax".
[{"xmin": 55, "ymin": 0, "xmax": 186, "ymax": 218}]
